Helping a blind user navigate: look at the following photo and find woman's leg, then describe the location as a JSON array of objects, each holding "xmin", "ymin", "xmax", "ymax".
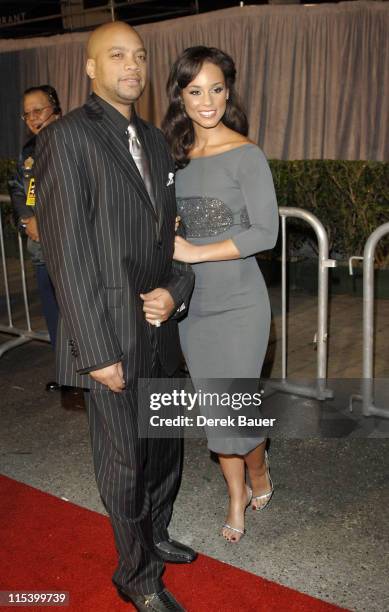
[
  {"xmin": 218, "ymin": 454, "xmax": 251, "ymax": 543},
  {"xmin": 244, "ymin": 440, "xmax": 273, "ymax": 510}
]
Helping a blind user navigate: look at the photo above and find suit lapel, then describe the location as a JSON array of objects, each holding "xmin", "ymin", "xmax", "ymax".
[{"xmin": 83, "ymin": 96, "xmax": 157, "ymax": 220}]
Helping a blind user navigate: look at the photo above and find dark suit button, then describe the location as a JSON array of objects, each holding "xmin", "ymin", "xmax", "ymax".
[{"xmin": 156, "ymin": 239, "xmax": 162, "ymax": 248}]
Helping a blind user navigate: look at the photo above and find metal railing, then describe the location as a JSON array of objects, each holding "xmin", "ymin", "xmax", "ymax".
[
  {"xmin": 1, "ymin": 199, "xmax": 336, "ymax": 395},
  {"xmin": 349, "ymin": 222, "xmax": 389, "ymax": 419},
  {"xmin": 271, "ymin": 207, "xmax": 336, "ymax": 400},
  {"xmin": 0, "ymin": 194, "xmax": 50, "ymax": 358}
]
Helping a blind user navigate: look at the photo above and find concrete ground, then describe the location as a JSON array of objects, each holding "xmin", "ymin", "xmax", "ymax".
[{"xmin": 1, "ymin": 257, "xmax": 388, "ymax": 612}]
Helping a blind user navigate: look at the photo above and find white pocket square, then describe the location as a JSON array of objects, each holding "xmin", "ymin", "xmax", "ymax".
[{"xmin": 166, "ymin": 172, "xmax": 175, "ymax": 186}]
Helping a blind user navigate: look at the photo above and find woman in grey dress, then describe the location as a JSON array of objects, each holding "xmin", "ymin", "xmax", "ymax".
[{"xmin": 162, "ymin": 47, "xmax": 279, "ymax": 542}]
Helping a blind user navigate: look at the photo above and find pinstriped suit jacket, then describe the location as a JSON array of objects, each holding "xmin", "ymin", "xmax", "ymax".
[{"xmin": 35, "ymin": 94, "xmax": 194, "ymax": 390}]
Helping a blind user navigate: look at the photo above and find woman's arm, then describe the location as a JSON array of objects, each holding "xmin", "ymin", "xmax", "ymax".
[
  {"xmin": 173, "ymin": 235, "xmax": 240, "ymax": 264},
  {"xmin": 174, "ymin": 145, "xmax": 279, "ymax": 264}
]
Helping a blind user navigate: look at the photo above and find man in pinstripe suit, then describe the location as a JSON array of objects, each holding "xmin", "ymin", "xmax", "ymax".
[{"xmin": 35, "ymin": 21, "xmax": 195, "ymax": 611}]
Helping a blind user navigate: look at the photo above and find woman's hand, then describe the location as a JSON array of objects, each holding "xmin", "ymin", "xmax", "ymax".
[
  {"xmin": 21, "ymin": 216, "xmax": 40, "ymax": 242},
  {"xmin": 175, "ymin": 216, "xmax": 181, "ymax": 232},
  {"xmin": 173, "ymin": 235, "xmax": 201, "ymax": 263}
]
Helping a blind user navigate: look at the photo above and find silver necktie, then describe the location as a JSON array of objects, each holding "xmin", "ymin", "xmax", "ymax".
[{"xmin": 127, "ymin": 123, "xmax": 155, "ymax": 207}]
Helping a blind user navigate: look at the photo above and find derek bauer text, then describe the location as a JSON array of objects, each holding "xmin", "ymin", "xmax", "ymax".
[{"xmin": 149, "ymin": 415, "xmax": 276, "ymax": 428}]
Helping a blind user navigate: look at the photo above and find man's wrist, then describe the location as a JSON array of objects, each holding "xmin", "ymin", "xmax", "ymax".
[
  {"xmin": 77, "ymin": 355, "xmax": 123, "ymax": 375},
  {"xmin": 162, "ymin": 288, "xmax": 179, "ymax": 315}
]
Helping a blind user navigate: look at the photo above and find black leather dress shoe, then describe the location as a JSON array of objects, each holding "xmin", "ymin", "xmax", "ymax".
[
  {"xmin": 154, "ymin": 538, "xmax": 197, "ymax": 564},
  {"xmin": 45, "ymin": 381, "xmax": 61, "ymax": 392},
  {"xmin": 116, "ymin": 586, "xmax": 186, "ymax": 611}
]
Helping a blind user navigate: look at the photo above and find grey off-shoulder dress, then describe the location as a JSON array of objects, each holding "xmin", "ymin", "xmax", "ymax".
[{"xmin": 175, "ymin": 144, "xmax": 279, "ymax": 455}]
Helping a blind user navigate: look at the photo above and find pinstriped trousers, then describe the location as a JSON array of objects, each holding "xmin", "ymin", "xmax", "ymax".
[{"xmin": 84, "ymin": 352, "xmax": 182, "ymax": 595}]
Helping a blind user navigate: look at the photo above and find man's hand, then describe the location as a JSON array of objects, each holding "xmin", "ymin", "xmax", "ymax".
[
  {"xmin": 21, "ymin": 216, "xmax": 40, "ymax": 242},
  {"xmin": 140, "ymin": 288, "xmax": 175, "ymax": 326},
  {"xmin": 89, "ymin": 361, "xmax": 125, "ymax": 392}
]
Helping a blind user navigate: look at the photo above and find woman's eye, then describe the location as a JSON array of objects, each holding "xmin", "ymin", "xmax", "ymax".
[
  {"xmin": 213, "ymin": 87, "xmax": 224, "ymax": 94},
  {"xmin": 189, "ymin": 90, "xmax": 201, "ymax": 96}
]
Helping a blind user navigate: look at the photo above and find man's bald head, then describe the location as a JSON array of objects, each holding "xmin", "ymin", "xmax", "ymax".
[
  {"xmin": 86, "ymin": 21, "xmax": 147, "ymax": 117},
  {"xmin": 87, "ymin": 21, "xmax": 141, "ymax": 60}
]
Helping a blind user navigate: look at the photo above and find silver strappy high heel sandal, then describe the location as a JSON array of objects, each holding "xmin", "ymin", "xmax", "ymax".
[
  {"xmin": 251, "ymin": 451, "xmax": 274, "ymax": 511},
  {"xmin": 222, "ymin": 485, "xmax": 253, "ymax": 542}
]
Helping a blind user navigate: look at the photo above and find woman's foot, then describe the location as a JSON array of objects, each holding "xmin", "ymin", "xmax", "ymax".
[
  {"xmin": 221, "ymin": 485, "xmax": 252, "ymax": 543},
  {"xmin": 249, "ymin": 451, "xmax": 274, "ymax": 511}
]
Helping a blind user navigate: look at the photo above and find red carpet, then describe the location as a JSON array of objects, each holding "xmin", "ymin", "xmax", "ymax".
[{"xmin": 0, "ymin": 474, "xmax": 349, "ymax": 611}]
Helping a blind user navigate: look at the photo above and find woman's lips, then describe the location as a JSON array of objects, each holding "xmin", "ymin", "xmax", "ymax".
[{"xmin": 198, "ymin": 110, "xmax": 217, "ymax": 118}]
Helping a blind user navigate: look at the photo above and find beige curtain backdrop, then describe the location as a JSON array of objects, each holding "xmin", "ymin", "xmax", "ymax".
[{"xmin": 0, "ymin": 1, "xmax": 387, "ymax": 160}]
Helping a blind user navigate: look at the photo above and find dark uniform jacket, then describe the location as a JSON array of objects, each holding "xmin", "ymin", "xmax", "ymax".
[{"xmin": 8, "ymin": 135, "xmax": 45, "ymax": 264}]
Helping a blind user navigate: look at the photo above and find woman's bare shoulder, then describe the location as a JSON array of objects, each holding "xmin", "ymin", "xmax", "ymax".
[{"xmin": 190, "ymin": 132, "xmax": 254, "ymax": 159}]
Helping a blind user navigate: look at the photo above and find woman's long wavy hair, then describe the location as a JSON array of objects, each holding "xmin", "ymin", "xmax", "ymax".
[{"xmin": 162, "ymin": 46, "xmax": 248, "ymax": 168}]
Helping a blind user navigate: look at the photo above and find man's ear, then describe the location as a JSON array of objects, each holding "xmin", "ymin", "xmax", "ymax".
[{"xmin": 86, "ymin": 58, "xmax": 96, "ymax": 79}]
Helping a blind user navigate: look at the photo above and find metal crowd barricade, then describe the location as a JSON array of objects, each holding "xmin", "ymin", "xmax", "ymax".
[
  {"xmin": 270, "ymin": 207, "xmax": 336, "ymax": 401},
  {"xmin": 0, "ymin": 194, "xmax": 50, "ymax": 358},
  {"xmin": 349, "ymin": 222, "xmax": 389, "ymax": 419},
  {"xmin": 1, "ymin": 196, "xmax": 336, "ymax": 398}
]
